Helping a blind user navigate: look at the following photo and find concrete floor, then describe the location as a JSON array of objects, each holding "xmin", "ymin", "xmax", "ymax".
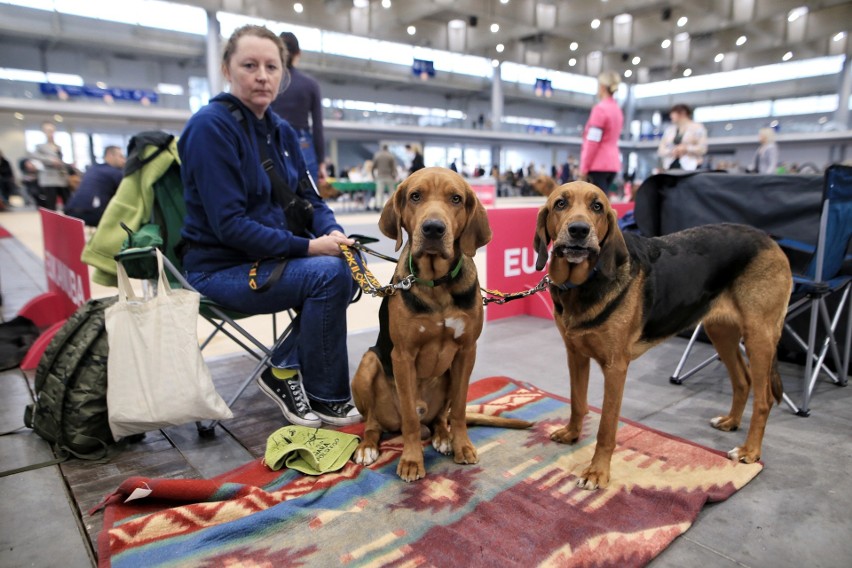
[{"xmin": 1, "ymin": 206, "xmax": 851, "ymax": 567}]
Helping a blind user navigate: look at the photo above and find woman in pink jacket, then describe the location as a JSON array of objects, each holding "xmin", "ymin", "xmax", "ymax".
[{"xmin": 579, "ymin": 71, "xmax": 624, "ymax": 192}]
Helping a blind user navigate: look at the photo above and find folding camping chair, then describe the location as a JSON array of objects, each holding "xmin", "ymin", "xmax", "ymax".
[
  {"xmin": 113, "ymin": 133, "xmax": 296, "ymax": 438},
  {"xmin": 668, "ymin": 164, "xmax": 852, "ymax": 416}
]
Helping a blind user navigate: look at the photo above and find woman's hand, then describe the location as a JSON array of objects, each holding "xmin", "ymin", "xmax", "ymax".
[{"xmin": 308, "ymin": 232, "xmax": 354, "ymax": 256}]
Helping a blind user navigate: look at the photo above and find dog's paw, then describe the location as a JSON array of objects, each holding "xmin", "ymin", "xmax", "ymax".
[
  {"xmin": 453, "ymin": 441, "xmax": 479, "ymax": 465},
  {"xmin": 710, "ymin": 415, "xmax": 740, "ymax": 432},
  {"xmin": 727, "ymin": 446, "xmax": 760, "ymax": 464},
  {"xmin": 353, "ymin": 443, "xmax": 379, "ymax": 466},
  {"xmin": 550, "ymin": 425, "xmax": 581, "ymax": 444},
  {"xmin": 397, "ymin": 456, "xmax": 426, "ymax": 482},
  {"xmin": 576, "ymin": 464, "xmax": 609, "ymax": 491},
  {"xmin": 432, "ymin": 434, "xmax": 452, "ymax": 455}
]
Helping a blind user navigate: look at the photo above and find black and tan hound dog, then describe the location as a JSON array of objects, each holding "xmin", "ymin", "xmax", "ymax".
[{"xmin": 534, "ymin": 181, "xmax": 792, "ymax": 490}]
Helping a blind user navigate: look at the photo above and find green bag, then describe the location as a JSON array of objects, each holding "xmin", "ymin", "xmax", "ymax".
[
  {"xmin": 117, "ymin": 222, "xmax": 164, "ymax": 280},
  {"xmin": 23, "ymin": 297, "xmax": 118, "ymax": 458}
]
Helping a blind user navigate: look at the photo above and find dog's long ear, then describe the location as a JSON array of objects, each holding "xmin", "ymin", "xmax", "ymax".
[
  {"xmin": 597, "ymin": 209, "xmax": 629, "ymax": 279},
  {"xmin": 379, "ymin": 177, "xmax": 408, "ymax": 251},
  {"xmin": 533, "ymin": 205, "xmax": 551, "ymax": 271},
  {"xmin": 460, "ymin": 185, "xmax": 492, "ymax": 257}
]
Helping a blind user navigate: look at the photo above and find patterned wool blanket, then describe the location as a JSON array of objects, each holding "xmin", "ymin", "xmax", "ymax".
[{"xmin": 96, "ymin": 376, "xmax": 762, "ymax": 567}]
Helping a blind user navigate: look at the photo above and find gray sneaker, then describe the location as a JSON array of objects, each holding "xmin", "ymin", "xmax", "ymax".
[{"xmin": 257, "ymin": 368, "xmax": 321, "ymax": 427}]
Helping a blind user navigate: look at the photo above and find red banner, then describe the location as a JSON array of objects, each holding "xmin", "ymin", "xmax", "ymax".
[
  {"xmin": 470, "ymin": 183, "xmax": 496, "ymax": 207},
  {"xmin": 39, "ymin": 208, "xmax": 91, "ymax": 316},
  {"xmin": 485, "ymin": 208, "xmax": 554, "ymax": 322}
]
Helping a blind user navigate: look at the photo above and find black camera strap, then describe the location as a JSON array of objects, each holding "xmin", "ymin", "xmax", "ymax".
[{"xmin": 218, "ymin": 100, "xmax": 312, "ymax": 237}]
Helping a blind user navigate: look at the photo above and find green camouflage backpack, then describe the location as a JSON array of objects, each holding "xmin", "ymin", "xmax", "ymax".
[{"xmin": 23, "ymin": 296, "xmax": 118, "ymax": 458}]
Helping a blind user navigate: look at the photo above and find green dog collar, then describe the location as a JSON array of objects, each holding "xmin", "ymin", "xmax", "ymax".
[{"xmin": 408, "ymin": 253, "xmax": 464, "ymax": 288}]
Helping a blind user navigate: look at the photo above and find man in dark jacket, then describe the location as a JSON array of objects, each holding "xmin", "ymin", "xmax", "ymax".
[{"xmin": 64, "ymin": 146, "xmax": 125, "ymax": 226}]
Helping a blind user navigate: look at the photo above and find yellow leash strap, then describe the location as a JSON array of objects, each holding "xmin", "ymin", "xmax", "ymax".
[{"xmin": 340, "ymin": 244, "xmax": 413, "ymax": 298}]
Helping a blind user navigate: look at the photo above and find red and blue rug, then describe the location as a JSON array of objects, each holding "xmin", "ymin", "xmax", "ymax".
[{"xmin": 96, "ymin": 376, "xmax": 762, "ymax": 567}]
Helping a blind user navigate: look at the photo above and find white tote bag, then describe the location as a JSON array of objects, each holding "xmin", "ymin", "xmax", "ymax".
[{"xmin": 105, "ymin": 250, "xmax": 233, "ymax": 438}]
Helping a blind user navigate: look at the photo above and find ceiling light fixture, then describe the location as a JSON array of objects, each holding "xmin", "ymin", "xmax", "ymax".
[
  {"xmin": 613, "ymin": 13, "xmax": 632, "ymax": 24},
  {"xmin": 492, "ymin": 59, "xmax": 500, "ymax": 67},
  {"xmin": 496, "ymin": 43, "xmax": 505, "ymax": 52},
  {"xmin": 724, "ymin": 123, "xmax": 733, "ymax": 131},
  {"xmin": 14, "ymin": 112, "xmax": 24, "ymax": 120},
  {"xmin": 624, "ymin": 69, "xmax": 633, "ymax": 78},
  {"xmin": 591, "ymin": 18, "xmax": 601, "ymax": 29},
  {"xmin": 683, "ymin": 68, "xmax": 692, "ymax": 76},
  {"xmin": 491, "ymin": 23, "xmax": 500, "ymax": 33},
  {"xmin": 353, "ymin": 0, "xmax": 368, "ymax": 8},
  {"xmin": 568, "ymin": 58, "xmax": 577, "ymax": 66},
  {"xmin": 500, "ymin": 0, "xmax": 509, "ymax": 4},
  {"xmin": 53, "ymin": 114, "xmax": 63, "ymax": 122},
  {"xmin": 661, "ymin": 38, "xmax": 671, "ymax": 48},
  {"xmin": 382, "ymin": 0, "xmax": 391, "ymax": 7},
  {"xmin": 714, "ymin": 53, "xmax": 725, "ymax": 63},
  {"xmin": 782, "ymin": 51, "xmax": 793, "ymax": 61},
  {"xmin": 787, "ymin": 6, "xmax": 808, "ymax": 22},
  {"xmin": 677, "ymin": 16, "xmax": 688, "ymax": 27},
  {"xmin": 736, "ymin": 35, "xmax": 747, "ymax": 46},
  {"xmin": 818, "ymin": 116, "xmax": 828, "ymax": 124},
  {"xmin": 407, "ymin": 25, "xmax": 416, "ymax": 35},
  {"xmin": 632, "ymin": 56, "xmax": 640, "ymax": 65},
  {"xmin": 448, "ymin": 19, "xmax": 466, "ymax": 29},
  {"xmin": 293, "ymin": 2, "xmax": 303, "ymax": 13},
  {"xmin": 569, "ymin": 41, "xmax": 578, "ymax": 51},
  {"xmin": 833, "ymin": 31, "xmax": 847, "ymax": 42}
]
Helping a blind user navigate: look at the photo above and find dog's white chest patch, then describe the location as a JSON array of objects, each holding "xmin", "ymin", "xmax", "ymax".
[{"xmin": 444, "ymin": 317, "xmax": 465, "ymax": 338}]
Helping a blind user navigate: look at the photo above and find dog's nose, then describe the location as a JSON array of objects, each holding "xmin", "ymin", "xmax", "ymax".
[
  {"xmin": 568, "ymin": 222, "xmax": 590, "ymax": 240},
  {"xmin": 421, "ymin": 219, "xmax": 446, "ymax": 239}
]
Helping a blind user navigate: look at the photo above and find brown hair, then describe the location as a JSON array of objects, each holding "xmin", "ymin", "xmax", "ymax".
[
  {"xmin": 222, "ymin": 25, "xmax": 287, "ymax": 70},
  {"xmin": 669, "ymin": 103, "xmax": 692, "ymax": 119}
]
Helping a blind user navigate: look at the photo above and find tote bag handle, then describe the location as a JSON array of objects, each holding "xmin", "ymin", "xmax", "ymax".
[{"xmin": 115, "ymin": 249, "xmax": 172, "ymax": 303}]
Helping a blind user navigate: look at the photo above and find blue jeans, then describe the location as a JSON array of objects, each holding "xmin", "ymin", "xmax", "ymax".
[
  {"xmin": 186, "ymin": 256, "xmax": 354, "ymax": 403},
  {"xmin": 297, "ymin": 129, "xmax": 319, "ymax": 182}
]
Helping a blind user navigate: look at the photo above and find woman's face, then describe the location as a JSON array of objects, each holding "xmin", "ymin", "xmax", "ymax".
[
  {"xmin": 670, "ymin": 111, "xmax": 686, "ymax": 124},
  {"xmin": 223, "ymin": 35, "xmax": 283, "ymax": 118}
]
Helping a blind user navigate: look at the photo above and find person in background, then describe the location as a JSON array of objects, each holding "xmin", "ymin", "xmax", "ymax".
[
  {"xmin": 657, "ymin": 103, "xmax": 708, "ymax": 171},
  {"xmin": 179, "ymin": 24, "xmax": 360, "ymax": 427},
  {"xmin": 270, "ymin": 32, "xmax": 325, "ymax": 184},
  {"xmin": 64, "ymin": 146, "xmax": 126, "ymax": 226},
  {"xmin": 18, "ymin": 158, "xmax": 38, "ymax": 205},
  {"xmin": 406, "ymin": 143, "xmax": 424, "ymax": 175},
  {"xmin": 579, "ymin": 71, "xmax": 624, "ymax": 191},
  {"xmin": 31, "ymin": 121, "xmax": 69, "ymax": 210},
  {"xmin": 323, "ymin": 157, "xmax": 336, "ymax": 179},
  {"xmin": 371, "ymin": 144, "xmax": 397, "ymax": 211},
  {"xmin": 752, "ymin": 127, "xmax": 779, "ymax": 174},
  {"xmin": 449, "ymin": 159, "xmax": 458, "ymax": 173},
  {"xmin": 558, "ymin": 156, "xmax": 574, "ymax": 184},
  {"xmin": 0, "ymin": 149, "xmax": 16, "ymax": 209}
]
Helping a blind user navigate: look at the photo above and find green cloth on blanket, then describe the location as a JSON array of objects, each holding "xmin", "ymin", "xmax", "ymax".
[{"xmin": 264, "ymin": 426, "xmax": 360, "ymax": 475}]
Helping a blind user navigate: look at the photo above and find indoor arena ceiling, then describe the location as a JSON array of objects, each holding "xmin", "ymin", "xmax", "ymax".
[{"xmin": 184, "ymin": 0, "xmax": 852, "ymax": 81}]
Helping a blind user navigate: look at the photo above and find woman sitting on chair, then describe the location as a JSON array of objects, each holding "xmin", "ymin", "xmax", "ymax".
[{"xmin": 179, "ymin": 25, "xmax": 360, "ymax": 428}]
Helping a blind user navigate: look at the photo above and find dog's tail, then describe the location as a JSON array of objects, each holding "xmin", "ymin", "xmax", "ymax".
[
  {"xmin": 465, "ymin": 411, "xmax": 534, "ymax": 429},
  {"xmin": 770, "ymin": 353, "xmax": 783, "ymax": 406}
]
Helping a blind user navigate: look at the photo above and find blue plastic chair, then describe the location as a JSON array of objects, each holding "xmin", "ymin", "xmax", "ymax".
[{"xmin": 669, "ymin": 165, "xmax": 852, "ymax": 416}]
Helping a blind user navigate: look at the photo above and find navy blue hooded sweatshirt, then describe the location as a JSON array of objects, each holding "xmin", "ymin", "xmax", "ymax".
[{"xmin": 179, "ymin": 92, "xmax": 342, "ymax": 272}]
